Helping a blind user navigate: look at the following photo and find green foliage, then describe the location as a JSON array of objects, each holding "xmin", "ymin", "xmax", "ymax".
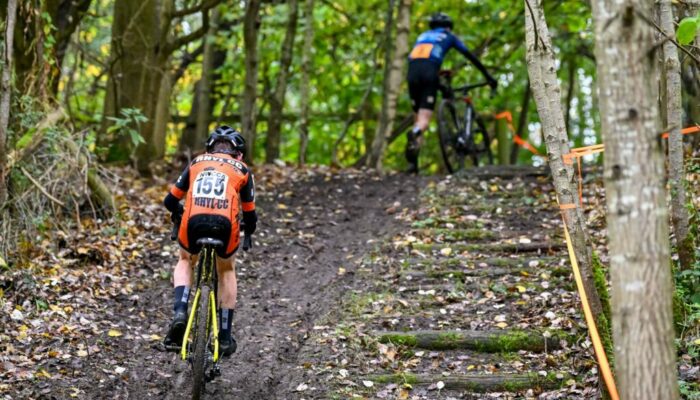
[
  {"xmin": 105, "ymin": 108, "xmax": 148, "ymax": 147},
  {"xmin": 677, "ymin": 13, "xmax": 700, "ymax": 45}
]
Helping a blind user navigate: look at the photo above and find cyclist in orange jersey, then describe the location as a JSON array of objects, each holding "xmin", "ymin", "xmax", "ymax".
[{"xmin": 162, "ymin": 126, "xmax": 257, "ymax": 357}]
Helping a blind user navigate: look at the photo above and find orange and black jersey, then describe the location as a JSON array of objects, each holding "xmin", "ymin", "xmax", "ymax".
[
  {"xmin": 164, "ymin": 153, "xmax": 256, "ymax": 256},
  {"xmin": 168, "ymin": 153, "xmax": 255, "ymax": 217}
]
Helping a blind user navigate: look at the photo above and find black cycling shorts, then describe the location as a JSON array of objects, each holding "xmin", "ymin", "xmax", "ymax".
[
  {"xmin": 180, "ymin": 214, "xmax": 237, "ymax": 258},
  {"xmin": 407, "ymin": 60, "xmax": 440, "ymax": 112}
]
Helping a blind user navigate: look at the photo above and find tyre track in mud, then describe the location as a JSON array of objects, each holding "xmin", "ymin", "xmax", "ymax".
[{"xmin": 133, "ymin": 169, "xmax": 424, "ymax": 399}]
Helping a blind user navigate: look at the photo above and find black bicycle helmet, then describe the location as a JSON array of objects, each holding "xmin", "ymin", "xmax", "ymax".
[
  {"xmin": 205, "ymin": 125, "xmax": 246, "ymax": 155},
  {"xmin": 429, "ymin": 12, "xmax": 453, "ymax": 29}
]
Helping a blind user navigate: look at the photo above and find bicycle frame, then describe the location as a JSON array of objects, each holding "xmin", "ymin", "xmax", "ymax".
[{"xmin": 181, "ymin": 245, "xmax": 220, "ymax": 363}]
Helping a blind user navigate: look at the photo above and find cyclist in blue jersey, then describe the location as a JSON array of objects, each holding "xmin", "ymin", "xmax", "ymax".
[{"xmin": 405, "ymin": 12, "xmax": 498, "ymax": 173}]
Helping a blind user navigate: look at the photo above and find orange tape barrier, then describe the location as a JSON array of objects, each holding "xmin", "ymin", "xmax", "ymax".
[
  {"xmin": 661, "ymin": 125, "xmax": 700, "ymax": 139},
  {"xmin": 561, "ymin": 218, "xmax": 620, "ymax": 400},
  {"xmin": 561, "ymin": 124, "xmax": 699, "ymax": 204},
  {"xmin": 494, "ymin": 111, "xmax": 542, "ymax": 156}
]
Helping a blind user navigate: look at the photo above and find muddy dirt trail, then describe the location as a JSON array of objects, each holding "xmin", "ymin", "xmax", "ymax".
[{"xmin": 125, "ymin": 168, "xmax": 426, "ymax": 399}]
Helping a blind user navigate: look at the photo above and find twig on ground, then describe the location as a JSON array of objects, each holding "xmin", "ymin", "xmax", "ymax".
[{"xmin": 20, "ymin": 167, "xmax": 66, "ymax": 207}]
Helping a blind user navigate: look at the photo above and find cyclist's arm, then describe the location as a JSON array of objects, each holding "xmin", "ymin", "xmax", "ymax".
[
  {"xmin": 163, "ymin": 165, "xmax": 190, "ymax": 216},
  {"xmin": 240, "ymin": 172, "xmax": 257, "ymax": 235},
  {"xmin": 452, "ymin": 35, "xmax": 496, "ymax": 84}
]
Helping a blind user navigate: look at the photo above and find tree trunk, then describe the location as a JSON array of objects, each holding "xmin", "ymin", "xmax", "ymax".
[
  {"xmin": 8, "ymin": 0, "xmax": 91, "ymax": 100},
  {"xmin": 660, "ymin": 0, "xmax": 696, "ymax": 271},
  {"xmin": 101, "ymin": 0, "xmax": 216, "ymax": 172},
  {"xmin": 101, "ymin": 0, "xmax": 166, "ymax": 167},
  {"xmin": 564, "ymin": 58, "xmax": 576, "ymax": 137},
  {"xmin": 495, "ymin": 117, "xmax": 510, "ymax": 165},
  {"xmin": 524, "ymin": 0, "xmax": 606, "ymax": 342},
  {"xmin": 242, "ymin": 0, "xmax": 262, "ymax": 162},
  {"xmin": 298, "ymin": 0, "xmax": 314, "ymax": 166},
  {"xmin": 591, "ymin": 0, "xmax": 680, "ymax": 398},
  {"xmin": 509, "ymin": 82, "xmax": 531, "ymax": 164},
  {"xmin": 265, "ymin": 0, "xmax": 299, "ymax": 163},
  {"xmin": 194, "ymin": 9, "xmax": 220, "ymax": 151},
  {"xmin": 367, "ymin": 0, "xmax": 412, "ymax": 170},
  {"xmin": 0, "ymin": 0, "xmax": 17, "ymax": 205}
]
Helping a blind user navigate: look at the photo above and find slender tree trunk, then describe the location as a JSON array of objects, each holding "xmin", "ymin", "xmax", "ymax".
[
  {"xmin": 564, "ymin": 58, "xmax": 576, "ymax": 137},
  {"xmin": 298, "ymin": 0, "xmax": 314, "ymax": 165},
  {"xmin": 681, "ymin": 0, "xmax": 700, "ymax": 149},
  {"xmin": 194, "ymin": 9, "xmax": 220, "ymax": 149},
  {"xmin": 525, "ymin": 0, "xmax": 605, "ymax": 319},
  {"xmin": 510, "ymin": 82, "xmax": 531, "ymax": 164},
  {"xmin": 266, "ymin": 0, "xmax": 299, "ymax": 163},
  {"xmin": 524, "ymin": 2, "xmax": 610, "ymax": 389},
  {"xmin": 367, "ymin": 0, "xmax": 411, "ymax": 170},
  {"xmin": 0, "ymin": 0, "xmax": 18, "ymax": 205},
  {"xmin": 242, "ymin": 0, "xmax": 262, "ymax": 162},
  {"xmin": 660, "ymin": 0, "xmax": 696, "ymax": 271},
  {"xmin": 591, "ymin": 0, "xmax": 680, "ymax": 398}
]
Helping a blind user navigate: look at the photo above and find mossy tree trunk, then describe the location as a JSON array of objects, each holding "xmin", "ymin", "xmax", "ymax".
[
  {"xmin": 591, "ymin": 0, "xmax": 680, "ymax": 398},
  {"xmin": 101, "ymin": 0, "xmax": 217, "ymax": 172},
  {"xmin": 0, "ymin": 0, "xmax": 18, "ymax": 206},
  {"xmin": 4, "ymin": 0, "xmax": 91, "ymax": 101}
]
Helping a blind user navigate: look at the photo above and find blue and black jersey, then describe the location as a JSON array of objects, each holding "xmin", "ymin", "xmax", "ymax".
[{"xmin": 408, "ymin": 28, "xmax": 471, "ymax": 66}]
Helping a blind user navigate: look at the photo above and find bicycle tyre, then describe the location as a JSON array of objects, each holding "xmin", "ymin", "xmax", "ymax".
[
  {"xmin": 468, "ymin": 113, "xmax": 494, "ymax": 167},
  {"xmin": 437, "ymin": 100, "xmax": 465, "ymax": 173},
  {"xmin": 191, "ymin": 285, "xmax": 210, "ymax": 400}
]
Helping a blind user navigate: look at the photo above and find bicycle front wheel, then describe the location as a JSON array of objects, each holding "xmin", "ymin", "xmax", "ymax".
[
  {"xmin": 191, "ymin": 285, "xmax": 210, "ymax": 400},
  {"xmin": 437, "ymin": 100, "xmax": 467, "ymax": 173}
]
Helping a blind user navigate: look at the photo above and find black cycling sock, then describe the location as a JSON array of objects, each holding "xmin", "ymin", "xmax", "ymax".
[
  {"xmin": 219, "ymin": 308, "xmax": 234, "ymax": 337},
  {"xmin": 173, "ymin": 286, "xmax": 190, "ymax": 314}
]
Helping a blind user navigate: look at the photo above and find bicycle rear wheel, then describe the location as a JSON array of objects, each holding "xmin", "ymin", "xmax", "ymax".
[
  {"xmin": 468, "ymin": 113, "xmax": 494, "ymax": 166},
  {"xmin": 191, "ymin": 285, "xmax": 210, "ymax": 400},
  {"xmin": 437, "ymin": 100, "xmax": 466, "ymax": 173}
]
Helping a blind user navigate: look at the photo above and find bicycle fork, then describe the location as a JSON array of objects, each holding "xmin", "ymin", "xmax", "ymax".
[{"xmin": 181, "ymin": 287, "xmax": 221, "ymax": 364}]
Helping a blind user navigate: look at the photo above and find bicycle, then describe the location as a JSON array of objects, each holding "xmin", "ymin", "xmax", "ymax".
[
  {"xmin": 170, "ymin": 220, "xmax": 252, "ymax": 400},
  {"xmin": 436, "ymin": 70, "xmax": 494, "ymax": 173}
]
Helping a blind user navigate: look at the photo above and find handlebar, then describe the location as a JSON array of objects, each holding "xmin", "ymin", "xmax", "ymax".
[{"xmin": 453, "ymin": 81, "xmax": 491, "ymax": 94}]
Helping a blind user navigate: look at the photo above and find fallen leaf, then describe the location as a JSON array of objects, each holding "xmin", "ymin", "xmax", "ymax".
[
  {"xmin": 108, "ymin": 329, "xmax": 123, "ymax": 337},
  {"xmin": 295, "ymin": 383, "xmax": 308, "ymax": 392},
  {"xmin": 363, "ymin": 380, "xmax": 374, "ymax": 388},
  {"xmin": 440, "ymin": 247, "xmax": 452, "ymax": 256}
]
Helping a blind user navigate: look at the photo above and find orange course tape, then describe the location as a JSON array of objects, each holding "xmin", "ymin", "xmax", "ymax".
[
  {"xmin": 494, "ymin": 111, "xmax": 542, "ymax": 156},
  {"xmin": 562, "ymin": 221, "xmax": 620, "ymax": 400},
  {"xmin": 661, "ymin": 125, "xmax": 700, "ymax": 139}
]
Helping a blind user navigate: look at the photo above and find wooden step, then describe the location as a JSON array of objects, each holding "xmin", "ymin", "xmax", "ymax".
[{"xmin": 375, "ymin": 329, "xmax": 565, "ymax": 352}]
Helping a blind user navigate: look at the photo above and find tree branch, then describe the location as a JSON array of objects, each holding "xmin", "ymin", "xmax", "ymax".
[
  {"xmin": 169, "ymin": 0, "xmax": 221, "ymax": 20},
  {"xmin": 165, "ymin": 10, "xmax": 210, "ymax": 54},
  {"xmin": 635, "ymin": 8, "xmax": 700, "ymax": 65}
]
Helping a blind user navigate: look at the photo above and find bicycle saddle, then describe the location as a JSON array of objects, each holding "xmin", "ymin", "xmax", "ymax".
[{"xmin": 196, "ymin": 237, "xmax": 224, "ymax": 248}]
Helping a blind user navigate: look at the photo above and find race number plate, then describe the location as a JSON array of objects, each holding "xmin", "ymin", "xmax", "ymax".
[{"xmin": 193, "ymin": 171, "xmax": 228, "ymax": 200}]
